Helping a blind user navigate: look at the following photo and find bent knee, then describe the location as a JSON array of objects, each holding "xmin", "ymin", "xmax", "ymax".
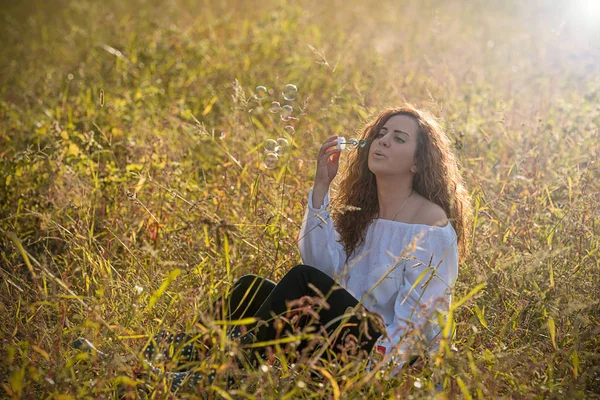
[
  {"xmin": 289, "ymin": 264, "xmax": 328, "ymax": 278},
  {"xmin": 290, "ymin": 264, "xmax": 315, "ymax": 273},
  {"xmin": 235, "ymin": 274, "xmax": 263, "ymax": 286}
]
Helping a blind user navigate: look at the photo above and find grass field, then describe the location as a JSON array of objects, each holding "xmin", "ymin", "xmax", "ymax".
[{"xmin": 1, "ymin": 0, "xmax": 599, "ymax": 398}]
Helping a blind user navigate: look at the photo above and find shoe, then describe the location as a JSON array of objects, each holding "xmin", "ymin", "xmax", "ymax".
[
  {"xmin": 167, "ymin": 367, "xmax": 241, "ymax": 393},
  {"xmin": 167, "ymin": 369, "xmax": 213, "ymax": 392},
  {"xmin": 143, "ymin": 330, "xmax": 204, "ymax": 369}
]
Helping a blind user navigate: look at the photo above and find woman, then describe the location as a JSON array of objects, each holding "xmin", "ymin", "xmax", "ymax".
[
  {"xmin": 300, "ymin": 103, "xmax": 472, "ymax": 371},
  {"xmin": 145, "ymin": 103, "xmax": 472, "ymax": 389}
]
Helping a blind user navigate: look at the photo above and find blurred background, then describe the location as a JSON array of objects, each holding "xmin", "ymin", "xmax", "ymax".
[{"xmin": 1, "ymin": 0, "xmax": 599, "ymax": 398}]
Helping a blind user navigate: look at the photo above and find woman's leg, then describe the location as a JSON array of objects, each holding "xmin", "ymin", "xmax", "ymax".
[
  {"xmin": 214, "ymin": 274, "xmax": 277, "ymax": 321},
  {"xmin": 144, "ymin": 274, "xmax": 276, "ymax": 367},
  {"xmin": 247, "ymin": 264, "xmax": 385, "ymax": 361}
]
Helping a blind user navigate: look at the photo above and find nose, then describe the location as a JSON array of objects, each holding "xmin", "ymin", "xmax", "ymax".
[{"xmin": 378, "ymin": 133, "xmax": 391, "ymax": 147}]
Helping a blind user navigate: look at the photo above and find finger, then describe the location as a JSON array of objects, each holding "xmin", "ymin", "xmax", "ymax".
[
  {"xmin": 320, "ymin": 144, "xmax": 341, "ymax": 159},
  {"xmin": 325, "ymin": 151, "xmax": 341, "ymax": 163},
  {"xmin": 318, "ymin": 136, "xmax": 339, "ymax": 156},
  {"xmin": 330, "ymin": 151, "xmax": 341, "ymax": 164},
  {"xmin": 319, "ymin": 141, "xmax": 338, "ymax": 155},
  {"xmin": 327, "ymin": 150, "xmax": 341, "ymax": 165},
  {"xmin": 321, "ymin": 136, "xmax": 338, "ymax": 148}
]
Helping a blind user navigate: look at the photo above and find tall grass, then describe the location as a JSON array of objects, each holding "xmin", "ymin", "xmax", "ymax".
[{"xmin": 1, "ymin": 0, "xmax": 599, "ymax": 397}]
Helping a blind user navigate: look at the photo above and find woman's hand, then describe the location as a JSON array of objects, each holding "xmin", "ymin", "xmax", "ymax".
[
  {"xmin": 312, "ymin": 135, "xmax": 342, "ymax": 208},
  {"xmin": 314, "ymin": 135, "xmax": 342, "ymax": 188}
]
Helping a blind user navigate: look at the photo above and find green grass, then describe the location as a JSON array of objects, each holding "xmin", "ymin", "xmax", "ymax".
[{"xmin": 1, "ymin": 0, "xmax": 599, "ymax": 398}]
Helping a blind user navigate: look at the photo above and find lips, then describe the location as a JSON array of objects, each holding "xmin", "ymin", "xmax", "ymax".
[{"xmin": 372, "ymin": 150, "xmax": 386, "ymax": 158}]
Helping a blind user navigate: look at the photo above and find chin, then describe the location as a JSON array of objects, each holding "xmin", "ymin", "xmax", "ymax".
[
  {"xmin": 367, "ymin": 162, "xmax": 384, "ymax": 175},
  {"xmin": 367, "ymin": 160, "xmax": 376, "ymax": 174}
]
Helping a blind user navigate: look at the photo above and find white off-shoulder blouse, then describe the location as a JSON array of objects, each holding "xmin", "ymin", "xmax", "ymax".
[{"xmin": 298, "ymin": 188, "xmax": 459, "ymax": 373}]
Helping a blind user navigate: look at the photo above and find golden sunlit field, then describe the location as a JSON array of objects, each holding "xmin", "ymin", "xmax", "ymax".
[{"xmin": 1, "ymin": 0, "xmax": 599, "ymax": 398}]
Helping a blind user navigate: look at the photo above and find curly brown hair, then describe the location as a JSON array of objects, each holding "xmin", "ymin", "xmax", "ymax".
[{"xmin": 331, "ymin": 103, "xmax": 472, "ymax": 260}]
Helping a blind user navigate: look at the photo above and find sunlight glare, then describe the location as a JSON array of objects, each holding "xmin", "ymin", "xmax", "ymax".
[{"xmin": 573, "ymin": 0, "xmax": 600, "ymax": 23}]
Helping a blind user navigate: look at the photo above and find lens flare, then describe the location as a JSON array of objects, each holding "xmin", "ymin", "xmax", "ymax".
[{"xmin": 576, "ymin": 0, "xmax": 600, "ymax": 21}]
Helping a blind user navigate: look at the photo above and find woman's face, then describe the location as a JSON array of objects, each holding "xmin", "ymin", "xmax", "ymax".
[{"xmin": 367, "ymin": 114, "xmax": 420, "ymax": 177}]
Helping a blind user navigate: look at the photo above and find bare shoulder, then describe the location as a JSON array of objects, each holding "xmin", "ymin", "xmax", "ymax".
[{"xmin": 413, "ymin": 196, "xmax": 449, "ymax": 227}]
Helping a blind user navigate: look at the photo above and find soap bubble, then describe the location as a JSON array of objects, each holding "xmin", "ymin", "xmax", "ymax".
[
  {"xmin": 263, "ymin": 152, "xmax": 278, "ymax": 169},
  {"xmin": 269, "ymin": 101, "xmax": 281, "ymax": 113},
  {"xmin": 282, "ymin": 84, "xmax": 298, "ymax": 101},
  {"xmin": 264, "ymin": 139, "xmax": 277, "ymax": 152},
  {"xmin": 284, "ymin": 125, "xmax": 295, "ymax": 135},
  {"xmin": 276, "ymin": 138, "xmax": 290, "ymax": 156},
  {"xmin": 280, "ymin": 105, "xmax": 293, "ymax": 122},
  {"xmin": 255, "ymin": 86, "xmax": 268, "ymax": 100},
  {"xmin": 358, "ymin": 139, "xmax": 367, "ymax": 148}
]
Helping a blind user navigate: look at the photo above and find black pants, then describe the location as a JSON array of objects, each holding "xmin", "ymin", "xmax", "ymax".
[
  {"xmin": 145, "ymin": 265, "xmax": 385, "ymax": 368},
  {"xmin": 217, "ymin": 264, "xmax": 385, "ymax": 361}
]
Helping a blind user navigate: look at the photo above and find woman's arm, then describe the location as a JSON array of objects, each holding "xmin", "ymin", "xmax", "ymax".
[
  {"xmin": 298, "ymin": 135, "xmax": 345, "ymax": 278},
  {"xmin": 298, "ymin": 187, "xmax": 346, "ymax": 279},
  {"xmin": 311, "ymin": 181, "xmax": 329, "ymax": 209}
]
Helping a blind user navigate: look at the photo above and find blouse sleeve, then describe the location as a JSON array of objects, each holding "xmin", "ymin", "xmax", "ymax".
[
  {"xmin": 297, "ymin": 187, "xmax": 346, "ymax": 280},
  {"xmin": 369, "ymin": 227, "xmax": 459, "ymax": 374}
]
